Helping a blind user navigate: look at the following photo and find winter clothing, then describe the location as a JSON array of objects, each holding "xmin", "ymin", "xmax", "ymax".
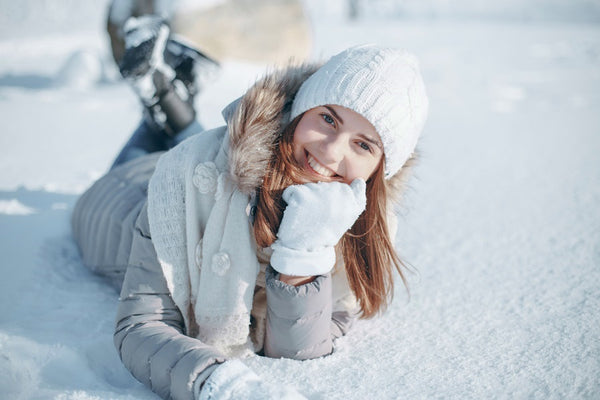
[
  {"xmin": 290, "ymin": 44, "xmax": 429, "ymax": 178},
  {"xmin": 74, "ymin": 63, "xmax": 401, "ymax": 399},
  {"xmin": 73, "ymin": 46, "xmax": 420, "ymax": 399},
  {"xmin": 119, "ymin": 15, "xmax": 218, "ymax": 137},
  {"xmin": 106, "ymin": 190, "xmax": 352, "ymax": 399},
  {"xmin": 73, "ymin": 129, "xmax": 357, "ymax": 399},
  {"xmin": 113, "ymin": 199, "xmax": 226, "ymax": 400},
  {"xmin": 71, "ymin": 151, "xmax": 160, "ymax": 288},
  {"xmin": 146, "ymin": 122, "xmax": 263, "ymax": 357},
  {"xmin": 270, "ymin": 179, "xmax": 367, "ymax": 276},
  {"xmin": 111, "ymin": 119, "xmax": 202, "ymax": 168}
]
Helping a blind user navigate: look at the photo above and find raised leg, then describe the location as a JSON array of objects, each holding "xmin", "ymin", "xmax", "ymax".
[{"xmin": 111, "ymin": 15, "xmax": 218, "ymax": 168}]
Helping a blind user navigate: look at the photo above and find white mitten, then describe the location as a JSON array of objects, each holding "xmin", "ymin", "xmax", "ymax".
[
  {"xmin": 198, "ymin": 360, "xmax": 306, "ymax": 400},
  {"xmin": 270, "ymin": 179, "xmax": 366, "ymax": 276}
]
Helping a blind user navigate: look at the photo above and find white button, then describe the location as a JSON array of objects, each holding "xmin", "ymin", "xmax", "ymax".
[
  {"xmin": 192, "ymin": 162, "xmax": 218, "ymax": 194},
  {"xmin": 211, "ymin": 252, "xmax": 230, "ymax": 276}
]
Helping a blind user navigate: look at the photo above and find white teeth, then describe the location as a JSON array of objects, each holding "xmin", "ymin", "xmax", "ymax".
[{"xmin": 307, "ymin": 154, "xmax": 335, "ymax": 177}]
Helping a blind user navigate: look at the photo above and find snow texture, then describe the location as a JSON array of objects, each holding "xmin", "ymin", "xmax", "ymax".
[{"xmin": 1, "ymin": 0, "xmax": 599, "ymax": 399}]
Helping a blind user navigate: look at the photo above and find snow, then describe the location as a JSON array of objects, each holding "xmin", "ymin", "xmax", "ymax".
[
  {"xmin": 0, "ymin": 199, "xmax": 37, "ymax": 216},
  {"xmin": 1, "ymin": 1, "xmax": 599, "ymax": 399}
]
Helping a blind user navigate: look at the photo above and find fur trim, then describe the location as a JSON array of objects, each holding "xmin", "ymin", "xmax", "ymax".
[
  {"xmin": 385, "ymin": 149, "xmax": 419, "ymax": 206},
  {"xmin": 227, "ymin": 64, "xmax": 319, "ymax": 195}
]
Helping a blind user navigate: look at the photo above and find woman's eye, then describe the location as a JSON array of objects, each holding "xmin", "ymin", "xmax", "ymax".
[
  {"xmin": 321, "ymin": 113, "xmax": 335, "ymax": 126},
  {"xmin": 358, "ymin": 142, "xmax": 372, "ymax": 152}
]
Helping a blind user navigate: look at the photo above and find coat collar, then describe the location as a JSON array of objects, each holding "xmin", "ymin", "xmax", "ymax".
[{"xmin": 225, "ymin": 64, "xmax": 319, "ymax": 195}]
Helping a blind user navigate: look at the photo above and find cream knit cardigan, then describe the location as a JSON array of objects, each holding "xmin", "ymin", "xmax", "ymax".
[{"xmin": 148, "ymin": 126, "xmax": 260, "ymax": 357}]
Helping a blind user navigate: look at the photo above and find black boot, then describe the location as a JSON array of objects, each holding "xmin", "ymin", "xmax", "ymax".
[{"xmin": 119, "ymin": 16, "xmax": 219, "ymax": 136}]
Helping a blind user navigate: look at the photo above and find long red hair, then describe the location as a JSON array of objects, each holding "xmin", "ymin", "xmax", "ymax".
[{"xmin": 253, "ymin": 115, "xmax": 407, "ymax": 318}]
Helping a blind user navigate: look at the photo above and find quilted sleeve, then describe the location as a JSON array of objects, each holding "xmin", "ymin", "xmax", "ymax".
[
  {"xmin": 263, "ymin": 266, "xmax": 357, "ymax": 360},
  {"xmin": 114, "ymin": 202, "xmax": 226, "ymax": 400}
]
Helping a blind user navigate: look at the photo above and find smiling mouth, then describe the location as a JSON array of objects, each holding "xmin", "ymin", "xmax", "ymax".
[{"xmin": 307, "ymin": 153, "xmax": 336, "ymax": 177}]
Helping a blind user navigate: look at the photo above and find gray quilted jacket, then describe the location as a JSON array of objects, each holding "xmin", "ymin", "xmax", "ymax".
[{"xmin": 71, "ymin": 65, "xmax": 361, "ymax": 400}]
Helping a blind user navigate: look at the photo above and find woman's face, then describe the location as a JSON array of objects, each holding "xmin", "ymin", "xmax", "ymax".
[{"xmin": 292, "ymin": 105, "xmax": 384, "ymax": 184}]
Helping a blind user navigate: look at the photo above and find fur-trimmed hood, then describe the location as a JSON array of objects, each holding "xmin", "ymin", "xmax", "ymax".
[{"xmin": 224, "ymin": 63, "xmax": 417, "ymax": 204}]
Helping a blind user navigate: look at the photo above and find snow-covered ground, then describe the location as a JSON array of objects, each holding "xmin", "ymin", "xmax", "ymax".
[{"xmin": 1, "ymin": 1, "xmax": 599, "ymax": 399}]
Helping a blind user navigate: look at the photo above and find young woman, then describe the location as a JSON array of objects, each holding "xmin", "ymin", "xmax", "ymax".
[{"xmin": 72, "ymin": 17, "xmax": 428, "ymax": 400}]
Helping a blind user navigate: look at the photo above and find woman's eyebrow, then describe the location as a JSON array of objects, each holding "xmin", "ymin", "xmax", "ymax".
[
  {"xmin": 360, "ymin": 134, "xmax": 383, "ymax": 149},
  {"xmin": 324, "ymin": 105, "xmax": 344, "ymax": 124}
]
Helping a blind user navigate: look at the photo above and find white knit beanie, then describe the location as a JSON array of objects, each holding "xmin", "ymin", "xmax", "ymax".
[{"xmin": 290, "ymin": 44, "xmax": 429, "ymax": 179}]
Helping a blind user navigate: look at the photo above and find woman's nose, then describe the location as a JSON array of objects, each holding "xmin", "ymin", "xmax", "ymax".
[{"xmin": 321, "ymin": 135, "xmax": 347, "ymax": 164}]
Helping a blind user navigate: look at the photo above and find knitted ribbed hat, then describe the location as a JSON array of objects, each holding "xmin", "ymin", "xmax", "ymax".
[{"xmin": 291, "ymin": 44, "xmax": 429, "ymax": 179}]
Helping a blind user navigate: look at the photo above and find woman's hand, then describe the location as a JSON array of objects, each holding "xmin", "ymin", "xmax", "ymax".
[{"xmin": 270, "ymin": 178, "xmax": 366, "ymax": 277}]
